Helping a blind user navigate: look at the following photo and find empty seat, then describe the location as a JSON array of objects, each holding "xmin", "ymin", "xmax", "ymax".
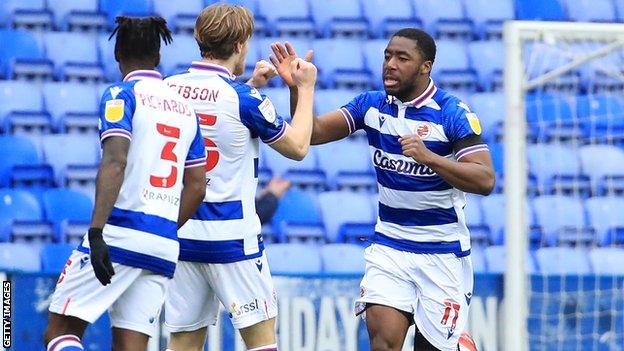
[
  {"xmin": 0, "ymin": 29, "xmax": 51, "ymax": 80},
  {"xmin": 525, "ymin": 94, "xmax": 575, "ymax": 140},
  {"xmin": 265, "ymin": 243, "xmax": 322, "ymax": 274},
  {"xmin": 159, "ymin": 34, "xmax": 198, "ymax": 75},
  {"xmin": 42, "ymin": 189, "xmax": 92, "ymax": 224},
  {"xmin": 271, "ymin": 190, "xmax": 324, "ymax": 242},
  {"xmin": 0, "ymin": 242, "xmax": 41, "ymax": 272},
  {"xmin": 318, "ymin": 191, "xmax": 375, "ymax": 242},
  {"xmin": 579, "ymin": 145, "xmax": 624, "ymax": 194},
  {"xmin": 468, "ymin": 41, "xmax": 503, "ymax": 91},
  {"xmin": 533, "ymin": 195, "xmax": 591, "ymax": 246},
  {"xmin": 527, "ymin": 145, "xmax": 584, "ymax": 195},
  {"xmin": 99, "ymin": 0, "xmax": 151, "ymax": 27},
  {"xmin": 470, "ymin": 246, "xmax": 486, "ymax": 273},
  {"xmin": 0, "ymin": 189, "xmax": 51, "ymax": 242},
  {"xmin": 262, "ymin": 145, "xmax": 324, "ymax": 188},
  {"xmin": 0, "ymin": 0, "xmax": 51, "ymax": 29},
  {"xmin": 41, "ymin": 243, "xmax": 75, "ymax": 274},
  {"xmin": 153, "ymin": 0, "xmax": 203, "ymax": 33},
  {"xmin": 309, "ymin": 0, "xmax": 367, "ymax": 38},
  {"xmin": 516, "ymin": 0, "xmax": 567, "ymax": 21},
  {"xmin": 312, "ymin": 39, "xmax": 369, "ymax": 89},
  {"xmin": 484, "ymin": 245, "xmax": 536, "ymax": 273},
  {"xmin": 464, "ymin": 0, "xmax": 514, "ymax": 38},
  {"xmin": 433, "ymin": 40, "xmax": 476, "ymax": 92},
  {"xmin": 588, "ymin": 248, "xmax": 624, "ymax": 274},
  {"xmin": 535, "ymin": 247, "xmax": 591, "ymax": 274},
  {"xmin": 565, "ymin": 0, "xmax": 615, "ymax": 22},
  {"xmin": 320, "ymin": 244, "xmax": 365, "ymax": 274},
  {"xmin": 363, "ymin": 39, "xmax": 388, "ymax": 89},
  {"xmin": 0, "ymin": 135, "xmax": 41, "ymax": 186},
  {"xmin": 469, "ymin": 93, "xmax": 504, "ymax": 140},
  {"xmin": 48, "ymin": 0, "xmax": 105, "ymax": 31},
  {"xmin": 361, "ymin": 0, "xmax": 418, "ymax": 38},
  {"xmin": 44, "ymin": 32, "xmax": 103, "ymax": 82},
  {"xmin": 576, "ymin": 95, "xmax": 624, "ymax": 142},
  {"xmin": 315, "ymin": 137, "xmax": 374, "ymax": 190},
  {"xmin": 481, "ymin": 194, "xmax": 536, "ymax": 245},
  {"xmin": 43, "ymin": 82, "xmax": 98, "ymax": 131},
  {"xmin": 585, "ymin": 197, "xmax": 624, "ymax": 245},
  {"xmin": 0, "ymin": 81, "xmax": 49, "ymax": 134},
  {"xmin": 464, "ymin": 194, "xmax": 490, "ymax": 244},
  {"xmin": 257, "ymin": 0, "xmax": 314, "ymax": 37},
  {"xmin": 41, "ymin": 135, "xmax": 100, "ymax": 185},
  {"xmin": 412, "ymin": 0, "xmax": 473, "ymax": 39}
]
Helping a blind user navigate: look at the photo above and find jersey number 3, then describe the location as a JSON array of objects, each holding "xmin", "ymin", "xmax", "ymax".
[
  {"xmin": 151, "ymin": 123, "xmax": 180, "ymax": 188},
  {"xmin": 198, "ymin": 113, "xmax": 219, "ymax": 172}
]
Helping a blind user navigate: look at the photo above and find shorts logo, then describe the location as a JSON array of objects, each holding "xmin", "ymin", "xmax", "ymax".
[
  {"xmin": 228, "ymin": 299, "xmax": 259, "ymax": 318},
  {"xmin": 359, "ymin": 286, "xmax": 366, "ymax": 297},
  {"xmin": 441, "ymin": 299, "xmax": 461, "ymax": 339},
  {"xmin": 255, "ymin": 259, "xmax": 263, "ymax": 272},
  {"xmin": 79, "ymin": 256, "xmax": 89, "ymax": 270},
  {"xmin": 464, "ymin": 292, "xmax": 472, "ymax": 305},
  {"xmin": 416, "ymin": 123, "xmax": 431, "ymax": 138},
  {"xmin": 105, "ymin": 99, "xmax": 124, "ymax": 123}
]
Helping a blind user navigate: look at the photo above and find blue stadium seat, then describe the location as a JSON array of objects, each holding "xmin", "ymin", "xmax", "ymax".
[
  {"xmin": 484, "ymin": 245, "xmax": 536, "ymax": 273},
  {"xmin": 265, "ymin": 243, "xmax": 322, "ymax": 274},
  {"xmin": 525, "ymin": 94, "xmax": 576, "ymax": 141},
  {"xmin": 533, "ymin": 196, "xmax": 592, "ymax": 246},
  {"xmin": 99, "ymin": 0, "xmax": 151, "ymax": 28},
  {"xmin": 433, "ymin": 40, "xmax": 476, "ymax": 92},
  {"xmin": 585, "ymin": 197, "xmax": 624, "ymax": 246},
  {"xmin": 364, "ymin": 39, "xmax": 388, "ymax": 89},
  {"xmin": 588, "ymin": 248, "xmax": 624, "ymax": 274},
  {"xmin": 565, "ymin": 0, "xmax": 615, "ymax": 22},
  {"xmin": 361, "ymin": 0, "xmax": 418, "ymax": 38},
  {"xmin": 159, "ymin": 34, "xmax": 198, "ymax": 75},
  {"xmin": 487, "ymin": 142, "xmax": 503, "ymax": 178},
  {"xmin": 98, "ymin": 34, "xmax": 120, "ymax": 82},
  {"xmin": 262, "ymin": 144, "xmax": 324, "ymax": 188},
  {"xmin": 527, "ymin": 145, "xmax": 585, "ymax": 195},
  {"xmin": 617, "ymin": 0, "xmax": 624, "ymax": 22},
  {"xmin": 0, "ymin": 0, "xmax": 52, "ymax": 30},
  {"xmin": 315, "ymin": 137, "xmax": 375, "ymax": 190},
  {"xmin": 48, "ymin": 0, "xmax": 105, "ymax": 31},
  {"xmin": 309, "ymin": 0, "xmax": 367, "ymax": 38},
  {"xmin": 42, "ymin": 188, "xmax": 92, "ymax": 228},
  {"xmin": 318, "ymin": 191, "xmax": 375, "ymax": 243},
  {"xmin": 481, "ymin": 194, "xmax": 536, "ymax": 245},
  {"xmin": 579, "ymin": 145, "xmax": 624, "ymax": 194},
  {"xmin": 320, "ymin": 244, "xmax": 365, "ymax": 274},
  {"xmin": 43, "ymin": 82, "xmax": 98, "ymax": 132},
  {"xmin": 469, "ymin": 93, "xmax": 504, "ymax": 140},
  {"xmin": 41, "ymin": 135, "xmax": 100, "ymax": 185},
  {"xmin": 44, "ymin": 32, "xmax": 103, "ymax": 82},
  {"xmin": 0, "ymin": 29, "xmax": 52, "ymax": 80},
  {"xmin": 312, "ymin": 39, "xmax": 369, "ymax": 89},
  {"xmin": 464, "ymin": 194, "xmax": 490, "ymax": 245},
  {"xmin": 0, "ymin": 189, "xmax": 52, "ymax": 243},
  {"xmin": 153, "ymin": 0, "xmax": 203, "ymax": 33},
  {"xmin": 257, "ymin": 0, "xmax": 314, "ymax": 37},
  {"xmin": 41, "ymin": 243, "xmax": 75, "ymax": 274},
  {"xmin": 464, "ymin": 0, "xmax": 514, "ymax": 38},
  {"xmin": 468, "ymin": 41, "xmax": 503, "ymax": 91},
  {"xmin": 576, "ymin": 95, "xmax": 624, "ymax": 143},
  {"xmin": 516, "ymin": 0, "xmax": 567, "ymax": 21},
  {"xmin": 314, "ymin": 89, "xmax": 358, "ymax": 115},
  {"xmin": 0, "ymin": 135, "xmax": 41, "ymax": 186},
  {"xmin": 0, "ymin": 81, "xmax": 50, "ymax": 134},
  {"xmin": 470, "ymin": 246, "xmax": 486, "ymax": 273},
  {"xmin": 412, "ymin": 0, "xmax": 473, "ymax": 40},
  {"xmin": 0, "ymin": 242, "xmax": 41, "ymax": 272},
  {"xmin": 535, "ymin": 247, "xmax": 591, "ymax": 274},
  {"xmin": 271, "ymin": 190, "xmax": 324, "ymax": 242}
]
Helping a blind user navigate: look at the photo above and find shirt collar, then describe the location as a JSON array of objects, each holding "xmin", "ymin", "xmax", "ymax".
[
  {"xmin": 188, "ymin": 61, "xmax": 236, "ymax": 79},
  {"xmin": 123, "ymin": 70, "xmax": 163, "ymax": 82},
  {"xmin": 386, "ymin": 79, "xmax": 437, "ymax": 109}
]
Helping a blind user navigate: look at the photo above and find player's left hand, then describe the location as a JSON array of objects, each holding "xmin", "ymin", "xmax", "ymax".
[
  {"xmin": 399, "ymin": 134, "xmax": 434, "ymax": 164},
  {"xmin": 269, "ymin": 41, "xmax": 313, "ymax": 87},
  {"xmin": 246, "ymin": 60, "xmax": 278, "ymax": 88}
]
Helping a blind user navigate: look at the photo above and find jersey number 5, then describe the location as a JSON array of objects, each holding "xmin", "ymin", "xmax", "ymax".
[
  {"xmin": 198, "ymin": 113, "xmax": 219, "ymax": 172},
  {"xmin": 150, "ymin": 123, "xmax": 180, "ymax": 188}
]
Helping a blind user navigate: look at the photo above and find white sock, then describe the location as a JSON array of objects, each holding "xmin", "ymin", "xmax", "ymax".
[
  {"xmin": 248, "ymin": 343, "xmax": 278, "ymax": 351},
  {"xmin": 47, "ymin": 334, "xmax": 84, "ymax": 351}
]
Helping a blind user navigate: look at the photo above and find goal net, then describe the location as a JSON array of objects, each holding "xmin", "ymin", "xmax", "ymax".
[{"xmin": 504, "ymin": 21, "xmax": 624, "ymax": 351}]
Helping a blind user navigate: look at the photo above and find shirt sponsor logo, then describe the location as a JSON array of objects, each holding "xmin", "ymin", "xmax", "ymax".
[{"xmin": 373, "ymin": 149, "xmax": 436, "ymax": 176}]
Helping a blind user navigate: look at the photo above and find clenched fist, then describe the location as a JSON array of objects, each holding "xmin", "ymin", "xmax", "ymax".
[{"xmin": 290, "ymin": 58, "xmax": 317, "ymax": 89}]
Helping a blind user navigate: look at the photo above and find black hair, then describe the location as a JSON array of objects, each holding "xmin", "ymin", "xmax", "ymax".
[
  {"xmin": 109, "ymin": 16, "xmax": 173, "ymax": 63},
  {"xmin": 392, "ymin": 28, "xmax": 436, "ymax": 63}
]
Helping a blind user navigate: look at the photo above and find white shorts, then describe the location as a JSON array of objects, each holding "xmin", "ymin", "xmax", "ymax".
[
  {"xmin": 355, "ymin": 244, "xmax": 474, "ymax": 351},
  {"xmin": 48, "ymin": 250, "xmax": 168, "ymax": 338},
  {"xmin": 164, "ymin": 252, "xmax": 277, "ymax": 332}
]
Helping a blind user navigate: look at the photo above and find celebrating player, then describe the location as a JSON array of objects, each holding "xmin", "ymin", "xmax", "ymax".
[
  {"xmin": 163, "ymin": 4, "xmax": 317, "ymax": 351},
  {"xmin": 270, "ymin": 28, "xmax": 494, "ymax": 351},
  {"xmin": 44, "ymin": 17, "xmax": 207, "ymax": 351}
]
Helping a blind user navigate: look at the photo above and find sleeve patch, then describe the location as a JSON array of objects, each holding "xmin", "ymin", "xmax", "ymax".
[
  {"xmin": 258, "ymin": 98, "xmax": 278, "ymax": 125},
  {"xmin": 466, "ymin": 112, "xmax": 482, "ymax": 135},
  {"xmin": 105, "ymin": 99, "xmax": 125, "ymax": 123}
]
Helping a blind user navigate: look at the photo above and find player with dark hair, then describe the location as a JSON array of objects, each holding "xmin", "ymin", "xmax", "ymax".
[
  {"xmin": 44, "ymin": 16, "xmax": 207, "ymax": 351},
  {"xmin": 270, "ymin": 28, "xmax": 493, "ymax": 351}
]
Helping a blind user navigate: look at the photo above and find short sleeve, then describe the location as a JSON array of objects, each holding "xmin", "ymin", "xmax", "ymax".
[
  {"xmin": 340, "ymin": 92, "xmax": 368, "ymax": 134},
  {"xmin": 185, "ymin": 121, "xmax": 207, "ymax": 168},
  {"xmin": 445, "ymin": 100, "xmax": 489, "ymax": 160},
  {"xmin": 98, "ymin": 83, "xmax": 136, "ymax": 142},
  {"xmin": 238, "ymin": 87, "xmax": 287, "ymax": 145}
]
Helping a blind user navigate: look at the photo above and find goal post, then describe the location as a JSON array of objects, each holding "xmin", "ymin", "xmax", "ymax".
[{"xmin": 503, "ymin": 21, "xmax": 624, "ymax": 351}]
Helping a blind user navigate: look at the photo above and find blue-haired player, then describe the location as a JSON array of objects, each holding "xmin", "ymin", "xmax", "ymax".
[{"xmin": 270, "ymin": 28, "xmax": 494, "ymax": 351}]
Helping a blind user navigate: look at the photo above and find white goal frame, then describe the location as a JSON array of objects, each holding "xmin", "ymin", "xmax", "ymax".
[{"xmin": 503, "ymin": 20, "xmax": 624, "ymax": 351}]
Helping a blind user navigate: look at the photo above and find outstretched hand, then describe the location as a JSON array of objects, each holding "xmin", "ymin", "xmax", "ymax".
[{"xmin": 269, "ymin": 42, "xmax": 313, "ymax": 87}]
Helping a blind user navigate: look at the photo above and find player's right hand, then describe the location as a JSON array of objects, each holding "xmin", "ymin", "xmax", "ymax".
[
  {"xmin": 291, "ymin": 58, "xmax": 317, "ymax": 89},
  {"xmin": 88, "ymin": 228, "xmax": 115, "ymax": 286}
]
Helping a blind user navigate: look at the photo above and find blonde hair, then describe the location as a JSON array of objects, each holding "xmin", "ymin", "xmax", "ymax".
[{"xmin": 194, "ymin": 3, "xmax": 254, "ymax": 60}]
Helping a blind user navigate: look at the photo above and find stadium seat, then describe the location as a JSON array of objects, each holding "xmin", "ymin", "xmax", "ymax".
[
  {"xmin": 564, "ymin": 0, "xmax": 615, "ymax": 22},
  {"xmin": 0, "ymin": 0, "xmax": 52, "ymax": 30},
  {"xmin": 41, "ymin": 243, "xmax": 75, "ymax": 274},
  {"xmin": 262, "ymin": 144, "xmax": 324, "ymax": 188},
  {"xmin": 525, "ymin": 94, "xmax": 576, "ymax": 141},
  {"xmin": 44, "ymin": 32, "xmax": 104, "ymax": 82},
  {"xmin": 412, "ymin": 0, "xmax": 474, "ymax": 39},
  {"xmin": 487, "ymin": 142, "xmax": 504, "ymax": 178},
  {"xmin": 616, "ymin": 0, "xmax": 624, "ymax": 22},
  {"xmin": 527, "ymin": 145, "xmax": 586, "ymax": 196},
  {"xmin": 578, "ymin": 145, "xmax": 624, "ymax": 194},
  {"xmin": 516, "ymin": 0, "xmax": 567, "ymax": 21},
  {"xmin": 469, "ymin": 93, "xmax": 504, "ymax": 140},
  {"xmin": 318, "ymin": 191, "xmax": 375, "ymax": 243},
  {"xmin": 363, "ymin": 39, "xmax": 388, "ymax": 89},
  {"xmin": 0, "ymin": 29, "xmax": 52, "ymax": 80},
  {"xmin": 585, "ymin": 197, "xmax": 624, "ymax": 246},
  {"xmin": 309, "ymin": 0, "xmax": 367, "ymax": 38},
  {"xmin": 361, "ymin": 0, "xmax": 419, "ymax": 38},
  {"xmin": 464, "ymin": 194, "xmax": 490, "ymax": 245},
  {"xmin": 588, "ymin": 248, "xmax": 624, "ymax": 274},
  {"xmin": 98, "ymin": 34, "xmax": 121, "ymax": 82},
  {"xmin": 43, "ymin": 82, "xmax": 98, "ymax": 131},
  {"xmin": 315, "ymin": 137, "xmax": 375, "ymax": 190},
  {"xmin": 41, "ymin": 135, "xmax": 100, "ymax": 185},
  {"xmin": 312, "ymin": 39, "xmax": 370, "ymax": 89},
  {"xmin": 0, "ymin": 135, "xmax": 41, "ymax": 186},
  {"xmin": 535, "ymin": 247, "xmax": 591, "ymax": 274},
  {"xmin": 576, "ymin": 94, "xmax": 624, "ymax": 143},
  {"xmin": 0, "ymin": 81, "xmax": 50, "ymax": 134},
  {"xmin": 257, "ymin": 0, "xmax": 314, "ymax": 37},
  {"xmin": 468, "ymin": 41, "xmax": 503, "ymax": 91},
  {"xmin": 153, "ymin": 0, "xmax": 203, "ymax": 33},
  {"xmin": 48, "ymin": 0, "xmax": 105, "ymax": 31},
  {"xmin": 271, "ymin": 190, "xmax": 324, "ymax": 242},
  {"xmin": 0, "ymin": 242, "xmax": 41, "ymax": 272},
  {"xmin": 464, "ymin": 0, "xmax": 514, "ymax": 38},
  {"xmin": 42, "ymin": 189, "xmax": 92, "ymax": 242},
  {"xmin": 433, "ymin": 40, "xmax": 476, "ymax": 92},
  {"xmin": 320, "ymin": 244, "xmax": 365, "ymax": 274},
  {"xmin": 484, "ymin": 245, "xmax": 536, "ymax": 273},
  {"xmin": 470, "ymin": 246, "xmax": 486, "ymax": 273},
  {"xmin": 314, "ymin": 89, "xmax": 358, "ymax": 115},
  {"xmin": 533, "ymin": 195, "xmax": 592, "ymax": 246},
  {"xmin": 99, "ymin": 0, "xmax": 151, "ymax": 28},
  {"xmin": 159, "ymin": 34, "xmax": 198, "ymax": 75},
  {"xmin": 0, "ymin": 189, "xmax": 52, "ymax": 243},
  {"xmin": 265, "ymin": 243, "xmax": 322, "ymax": 274},
  {"xmin": 481, "ymin": 194, "xmax": 536, "ymax": 245}
]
